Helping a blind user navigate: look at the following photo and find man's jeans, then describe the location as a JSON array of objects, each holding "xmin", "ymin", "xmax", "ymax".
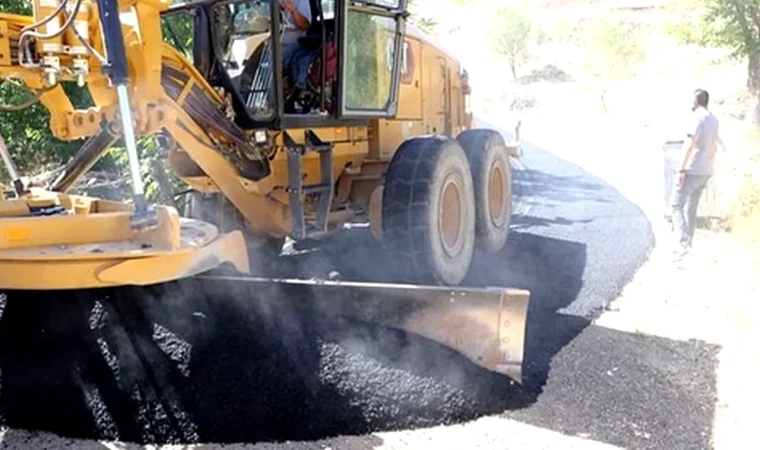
[
  {"xmin": 282, "ymin": 42, "xmax": 315, "ymax": 90},
  {"xmin": 670, "ymin": 173, "xmax": 710, "ymax": 248}
]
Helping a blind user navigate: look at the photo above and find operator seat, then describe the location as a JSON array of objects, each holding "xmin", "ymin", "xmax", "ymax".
[{"xmin": 284, "ymin": 0, "xmax": 337, "ymax": 113}]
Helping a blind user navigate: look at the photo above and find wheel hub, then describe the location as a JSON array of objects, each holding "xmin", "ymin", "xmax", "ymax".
[
  {"xmin": 439, "ymin": 175, "xmax": 465, "ymax": 257},
  {"xmin": 488, "ymin": 161, "xmax": 507, "ymax": 228}
]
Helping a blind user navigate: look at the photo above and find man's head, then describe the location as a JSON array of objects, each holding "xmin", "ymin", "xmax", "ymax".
[{"xmin": 692, "ymin": 89, "xmax": 709, "ymax": 111}]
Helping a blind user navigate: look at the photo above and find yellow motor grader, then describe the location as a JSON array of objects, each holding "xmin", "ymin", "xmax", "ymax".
[{"xmin": 0, "ymin": 0, "xmax": 529, "ymax": 382}]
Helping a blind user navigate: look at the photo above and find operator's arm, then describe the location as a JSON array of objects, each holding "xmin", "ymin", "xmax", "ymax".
[{"xmin": 282, "ymin": 0, "xmax": 311, "ymax": 30}]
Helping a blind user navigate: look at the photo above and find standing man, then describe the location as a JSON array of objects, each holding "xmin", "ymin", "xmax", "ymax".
[
  {"xmin": 670, "ymin": 88, "xmax": 722, "ymax": 255},
  {"xmin": 280, "ymin": 0, "xmax": 314, "ymax": 93}
]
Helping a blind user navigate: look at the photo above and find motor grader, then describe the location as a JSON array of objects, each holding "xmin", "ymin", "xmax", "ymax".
[{"xmin": 0, "ymin": 0, "xmax": 530, "ymax": 383}]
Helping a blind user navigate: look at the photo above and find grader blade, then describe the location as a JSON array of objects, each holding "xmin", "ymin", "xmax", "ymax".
[{"xmin": 197, "ymin": 275, "xmax": 530, "ymax": 383}]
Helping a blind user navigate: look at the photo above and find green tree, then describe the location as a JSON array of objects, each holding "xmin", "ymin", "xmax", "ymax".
[
  {"xmin": 702, "ymin": 0, "xmax": 760, "ymax": 125},
  {"xmin": 491, "ymin": 5, "xmax": 533, "ymax": 79},
  {"xmin": 0, "ymin": 0, "xmax": 188, "ymax": 205},
  {"xmin": 588, "ymin": 18, "xmax": 646, "ymax": 113},
  {"xmin": 667, "ymin": 0, "xmax": 760, "ymax": 125},
  {"xmin": 0, "ymin": 0, "xmax": 102, "ymax": 186},
  {"xmin": 705, "ymin": 0, "xmax": 758, "ymax": 94},
  {"xmin": 406, "ymin": 0, "xmax": 439, "ymax": 35},
  {"xmin": 589, "ymin": 19, "xmax": 646, "ymax": 79}
]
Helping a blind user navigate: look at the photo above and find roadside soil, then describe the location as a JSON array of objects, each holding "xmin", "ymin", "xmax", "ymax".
[
  {"xmin": 512, "ymin": 103, "xmax": 760, "ymax": 450},
  {"xmin": 596, "ymin": 227, "xmax": 760, "ymax": 450}
]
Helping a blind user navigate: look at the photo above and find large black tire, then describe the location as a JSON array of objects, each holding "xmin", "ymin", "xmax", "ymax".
[
  {"xmin": 457, "ymin": 129, "xmax": 513, "ymax": 253},
  {"xmin": 382, "ymin": 135, "xmax": 476, "ymax": 285}
]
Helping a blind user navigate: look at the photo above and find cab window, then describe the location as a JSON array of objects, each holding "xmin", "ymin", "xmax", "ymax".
[{"xmin": 343, "ymin": 8, "xmax": 397, "ymax": 111}]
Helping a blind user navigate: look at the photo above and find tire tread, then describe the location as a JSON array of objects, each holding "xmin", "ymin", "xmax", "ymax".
[{"xmin": 382, "ymin": 136, "xmax": 474, "ymax": 284}]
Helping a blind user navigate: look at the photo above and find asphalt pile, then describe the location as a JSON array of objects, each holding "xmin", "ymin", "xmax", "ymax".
[{"xmin": 0, "ymin": 244, "xmax": 532, "ymax": 445}]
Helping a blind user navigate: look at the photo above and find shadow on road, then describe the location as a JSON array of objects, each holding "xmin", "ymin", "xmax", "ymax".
[
  {"xmin": 511, "ymin": 214, "xmax": 594, "ymax": 230},
  {"xmin": 514, "ymin": 168, "xmax": 612, "ymax": 206}
]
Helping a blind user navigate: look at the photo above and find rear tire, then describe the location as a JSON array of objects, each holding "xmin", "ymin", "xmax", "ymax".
[
  {"xmin": 382, "ymin": 135, "xmax": 476, "ymax": 285},
  {"xmin": 457, "ymin": 129, "xmax": 513, "ymax": 253}
]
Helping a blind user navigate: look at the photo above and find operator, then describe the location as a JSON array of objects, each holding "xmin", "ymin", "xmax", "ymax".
[
  {"xmin": 670, "ymin": 88, "xmax": 724, "ymax": 257},
  {"xmin": 280, "ymin": 0, "xmax": 314, "ymax": 93}
]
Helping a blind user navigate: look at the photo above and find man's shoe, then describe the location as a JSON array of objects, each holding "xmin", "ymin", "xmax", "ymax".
[{"xmin": 671, "ymin": 243, "xmax": 691, "ymax": 261}]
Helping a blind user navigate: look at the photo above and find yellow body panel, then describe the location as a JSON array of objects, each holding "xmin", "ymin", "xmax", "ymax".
[
  {"xmin": 0, "ymin": 229, "xmax": 248, "ymax": 289},
  {"xmin": 369, "ymin": 28, "xmax": 473, "ymax": 159}
]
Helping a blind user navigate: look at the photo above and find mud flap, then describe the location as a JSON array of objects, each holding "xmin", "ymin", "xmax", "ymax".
[{"xmin": 195, "ymin": 275, "xmax": 530, "ymax": 384}]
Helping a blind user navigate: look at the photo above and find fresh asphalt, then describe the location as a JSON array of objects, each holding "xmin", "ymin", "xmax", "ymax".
[{"xmin": 0, "ymin": 129, "xmax": 718, "ymax": 450}]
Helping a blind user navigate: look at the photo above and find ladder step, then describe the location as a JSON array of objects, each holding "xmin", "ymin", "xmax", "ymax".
[
  {"xmin": 303, "ymin": 183, "xmax": 331, "ymax": 195},
  {"xmin": 305, "ymin": 130, "xmax": 332, "ymax": 153},
  {"xmin": 311, "ymin": 144, "xmax": 331, "ymax": 153},
  {"xmin": 285, "ymin": 184, "xmax": 330, "ymax": 195},
  {"xmin": 284, "ymin": 129, "xmax": 334, "ymax": 240},
  {"xmin": 29, "ymin": 205, "xmax": 67, "ymax": 216}
]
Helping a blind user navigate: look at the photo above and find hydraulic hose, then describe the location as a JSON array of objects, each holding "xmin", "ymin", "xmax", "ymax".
[
  {"xmin": 48, "ymin": 126, "xmax": 119, "ymax": 193},
  {"xmin": 19, "ymin": 0, "xmax": 68, "ymax": 34},
  {"xmin": 18, "ymin": 0, "xmax": 84, "ymax": 68}
]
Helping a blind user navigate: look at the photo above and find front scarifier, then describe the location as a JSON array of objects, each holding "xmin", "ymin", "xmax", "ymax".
[
  {"xmin": 0, "ymin": 130, "xmax": 248, "ymax": 289},
  {"xmin": 0, "ymin": 0, "xmax": 250, "ymax": 289},
  {"xmin": 0, "ymin": 153, "xmax": 250, "ymax": 290},
  {"xmin": 0, "ymin": 131, "xmax": 248, "ymax": 289}
]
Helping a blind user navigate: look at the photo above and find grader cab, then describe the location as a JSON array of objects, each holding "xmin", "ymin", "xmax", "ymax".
[{"xmin": 0, "ymin": 0, "xmax": 529, "ymax": 383}]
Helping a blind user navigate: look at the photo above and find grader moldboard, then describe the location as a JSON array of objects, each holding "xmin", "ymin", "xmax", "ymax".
[{"xmin": 0, "ymin": 0, "xmax": 529, "ymax": 384}]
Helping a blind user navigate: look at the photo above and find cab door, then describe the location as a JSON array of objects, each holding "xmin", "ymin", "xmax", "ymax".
[{"xmin": 337, "ymin": 0, "xmax": 408, "ymax": 119}]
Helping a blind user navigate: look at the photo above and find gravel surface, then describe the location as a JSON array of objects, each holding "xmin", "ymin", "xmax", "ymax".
[
  {"xmin": 0, "ymin": 130, "xmax": 716, "ymax": 450},
  {"xmin": 0, "ymin": 419, "xmax": 628, "ymax": 449},
  {"xmin": 596, "ymin": 227, "xmax": 760, "ymax": 450}
]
